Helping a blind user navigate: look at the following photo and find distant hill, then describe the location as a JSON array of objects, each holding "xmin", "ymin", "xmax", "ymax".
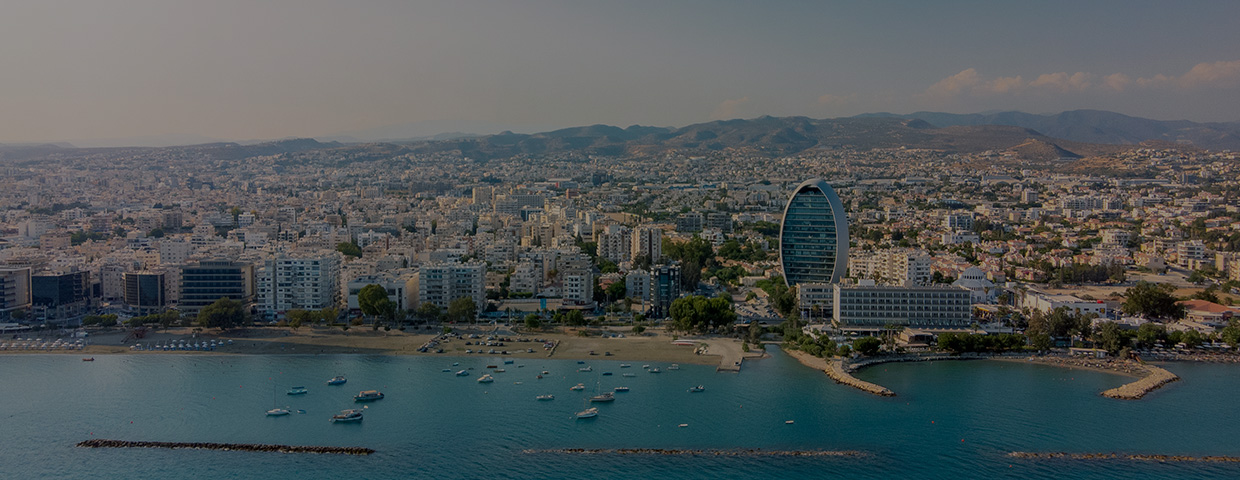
[
  {"xmin": 396, "ymin": 116, "xmax": 1119, "ymax": 160},
  {"xmin": 856, "ymin": 110, "xmax": 1240, "ymax": 151}
]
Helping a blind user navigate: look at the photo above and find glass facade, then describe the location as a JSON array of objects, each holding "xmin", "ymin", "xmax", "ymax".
[{"xmin": 779, "ymin": 178, "xmax": 849, "ymax": 287}]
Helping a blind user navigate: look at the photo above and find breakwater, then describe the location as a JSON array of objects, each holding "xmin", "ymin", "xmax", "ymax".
[
  {"xmin": 524, "ymin": 448, "xmax": 868, "ymax": 457},
  {"xmin": 1009, "ymin": 452, "xmax": 1240, "ymax": 462},
  {"xmin": 786, "ymin": 349, "xmax": 895, "ymax": 397},
  {"xmin": 1100, "ymin": 364, "xmax": 1179, "ymax": 400},
  {"xmin": 77, "ymin": 439, "xmax": 373, "ymax": 455}
]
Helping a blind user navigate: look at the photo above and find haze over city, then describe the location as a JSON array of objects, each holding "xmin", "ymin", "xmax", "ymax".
[{"xmin": 2, "ymin": 0, "xmax": 1239, "ymax": 146}]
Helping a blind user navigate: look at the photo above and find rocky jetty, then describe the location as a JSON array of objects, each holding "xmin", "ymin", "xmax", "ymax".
[
  {"xmin": 1100, "ymin": 364, "xmax": 1180, "ymax": 400},
  {"xmin": 786, "ymin": 349, "xmax": 895, "ymax": 397},
  {"xmin": 524, "ymin": 448, "xmax": 868, "ymax": 457},
  {"xmin": 1009, "ymin": 451, "xmax": 1240, "ymax": 462},
  {"xmin": 77, "ymin": 439, "xmax": 373, "ymax": 455}
]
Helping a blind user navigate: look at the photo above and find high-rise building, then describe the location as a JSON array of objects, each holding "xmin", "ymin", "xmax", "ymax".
[
  {"xmin": 849, "ymin": 248, "xmax": 932, "ymax": 286},
  {"xmin": 779, "ymin": 178, "xmax": 849, "ymax": 287},
  {"xmin": 651, "ymin": 263, "xmax": 681, "ymax": 318},
  {"xmin": 833, "ymin": 283, "xmax": 972, "ymax": 333},
  {"xmin": 255, "ymin": 252, "xmax": 341, "ymax": 319},
  {"xmin": 0, "ymin": 267, "xmax": 32, "ymax": 321},
  {"xmin": 123, "ymin": 271, "xmax": 167, "ymax": 316},
  {"xmin": 180, "ymin": 260, "xmax": 255, "ymax": 316},
  {"xmin": 31, "ymin": 271, "xmax": 91, "ymax": 322},
  {"xmin": 412, "ymin": 262, "xmax": 486, "ymax": 315},
  {"xmin": 631, "ymin": 227, "xmax": 662, "ymax": 264},
  {"xmin": 596, "ymin": 225, "xmax": 631, "ymax": 264}
]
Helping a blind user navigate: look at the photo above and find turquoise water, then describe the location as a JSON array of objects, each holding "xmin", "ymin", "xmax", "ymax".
[{"xmin": 2, "ymin": 347, "xmax": 1238, "ymax": 479}]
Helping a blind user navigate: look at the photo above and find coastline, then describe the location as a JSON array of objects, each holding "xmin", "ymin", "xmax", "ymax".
[
  {"xmin": 784, "ymin": 348, "xmax": 895, "ymax": 397},
  {"xmin": 0, "ymin": 326, "xmax": 745, "ymax": 367}
]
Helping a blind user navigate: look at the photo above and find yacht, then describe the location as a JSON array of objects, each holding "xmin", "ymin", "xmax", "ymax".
[
  {"xmin": 326, "ymin": 376, "xmax": 347, "ymax": 385},
  {"xmin": 330, "ymin": 409, "xmax": 364, "ymax": 423},
  {"xmin": 536, "ymin": 394, "xmax": 555, "ymax": 401},
  {"xmin": 688, "ymin": 385, "xmax": 705, "ymax": 393},
  {"xmin": 353, "ymin": 390, "xmax": 385, "ymax": 402},
  {"xmin": 570, "ymin": 383, "xmax": 586, "ymax": 391},
  {"xmin": 619, "ymin": 364, "xmax": 631, "ymax": 368},
  {"xmin": 477, "ymin": 374, "xmax": 495, "ymax": 383},
  {"xmin": 266, "ymin": 408, "xmax": 290, "ymax": 416},
  {"xmin": 649, "ymin": 367, "xmax": 661, "ymax": 374},
  {"xmin": 455, "ymin": 370, "xmax": 469, "ymax": 376},
  {"xmin": 613, "ymin": 386, "xmax": 629, "ymax": 392},
  {"xmin": 589, "ymin": 392, "xmax": 615, "ymax": 403},
  {"xmin": 575, "ymin": 407, "xmax": 599, "ymax": 419},
  {"xmin": 577, "ymin": 366, "xmax": 592, "ymax": 372},
  {"xmin": 287, "ymin": 386, "xmax": 308, "ymax": 395}
]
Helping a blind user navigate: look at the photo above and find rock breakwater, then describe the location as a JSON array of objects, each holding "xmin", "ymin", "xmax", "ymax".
[{"xmin": 77, "ymin": 439, "xmax": 373, "ymax": 455}]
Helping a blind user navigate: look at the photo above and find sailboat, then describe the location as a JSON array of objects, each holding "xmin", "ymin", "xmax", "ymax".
[{"xmin": 266, "ymin": 383, "xmax": 290, "ymax": 416}]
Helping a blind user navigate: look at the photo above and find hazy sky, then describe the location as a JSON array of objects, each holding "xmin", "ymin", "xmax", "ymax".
[{"xmin": 3, "ymin": 0, "xmax": 1239, "ymax": 144}]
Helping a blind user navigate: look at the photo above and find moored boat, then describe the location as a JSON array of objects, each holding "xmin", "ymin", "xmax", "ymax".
[
  {"xmin": 536, "ymin": 394, "xmax": 554, "ymax": 401},
  {"xmin": 589, "ymin": 392, "xmax": 615, "ymax": 403},
  {"xmin": 455, "ymin": 370, "xmax": 469, "ymax": 376},
  {"xmin": 614, "ymin": 386, "xmax": 629, "ymax": 392},
  {"xmin": 668, "ymin": 364, "xmax": 680, "ymax": 370},
  {"xmin": 353, "ymin": 390, "xmax": 384, "ymax": 402},
  {"xmin": 330, "ymin": 409, "xmax": 364, "ymax": 423},
  {"xmin": 287, "ymin": 386, "xmax": 308, "ymax": 395},
  {"xmin": 688, "ymin": 385, "xmax": 705, "ymax": 393},
  {"xmin": 570, "ymin": 383, "xmax": 585, "ymax": 391},
  {"xmin": 82, "ymin": 357, "xmax": 94, "ymax": 362},
  {"xmin": 477, "ymin": 374, "xmax": 495, "ymax": 383},
  {"xmin": 577, "ymin": 366, "xmax": 592, "ymax": 372},
  {"xmin": 575, "ymin": 407, "xmax": 599, "ymax": 419},
  {"xmin": 326, "ymin": 376, "xmax": 347, "ymax": 385},
  {"xmin": 266, "ymin": 408, "xmax": 290, "ymax": 416}
]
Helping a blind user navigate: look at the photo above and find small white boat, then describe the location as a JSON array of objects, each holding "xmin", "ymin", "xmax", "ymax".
[
  {"xmin": 622, "ymin": 373, "xmax": 636, "ymax": 377},
  {"xmin": 287, "ymin": 386, "xmax": 308, "ymax": 395},
  {"xmin": 668, "ymin": 364, "xmax": 680, "ymax": 370},
  {"xmin": 614, "ymin": 386, "xmax": 629, "ymax": 392},
  {"xmin": 578, "ymin": 366, "xmax": 592, "ymax": 372},
  {"xmin": 536, "ymin": 394, "xmax": 555, "ymax": 401},
  {"xmin": 494, "ymin": 368, "xmax": 506, "ymax": 373},
  {"xmin": 678, "ymin": 423, "xmax": 689, "ymax": 428},
  {"xmin": 619, "ymin": 364, "xmax": 631, "ymax": 368},
  {"xmin": 570, "ymin": 383, "xmax": 585, "ymax": 391},
  {"xmin": 649, "ymin": 368, "xmax": 661, "ymax": 374},
  {"xmin": 326, "ymin": 376, "xmax": 347, "ymax": 385},
  {"xmin": 477, "ymin": 374, "xmax": 495, "ymax": 383},
  {"xmin": 266, "ymin": 408, "xmax": 290, "ymax": 416},
  {"xmin": 688, "ymin": 385, "xmax": 705, "ymax": 393},
  {"xmin": 330, "ymin": 409, "xmax": 364, "ymax": 423},
  {"xmin": 353, "ymin": 390, "xmax": 384, "ymax": 402},
  {"xmin": 589, "ymin": 392, "xmax": 615, "ymax": 403},
  {"xmin": 576, "ymin": 407, "xmax": 599, "ymax": 419},
  {"xmin": 456, "ymin": 370, "xmax": 469, "ymax": 376}
]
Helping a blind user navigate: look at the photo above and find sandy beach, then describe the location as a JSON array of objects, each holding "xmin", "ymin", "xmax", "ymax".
[{"xmin": 0, "ymin": 325, "xmax": 749, "ymax": 368}]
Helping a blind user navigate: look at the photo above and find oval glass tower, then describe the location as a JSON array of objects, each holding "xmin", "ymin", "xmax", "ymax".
[{"xmin": 779, "ymin": 178, "xmax": 849, "ymax": 287}]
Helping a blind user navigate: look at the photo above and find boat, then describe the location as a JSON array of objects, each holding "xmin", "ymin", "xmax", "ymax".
[
  {"xmin": 678, "ymin": 423, "xmax": 689, "ymax": 428},
  {"xmin": 649, "ymin": 367, "xmax": 661, "ymax": 373},
  {"xmin": 589, "ymin": 392, "xmax": 615, "ymax": 403},
  {"xmin": 330, "ymin": 409, "xmax": 364, "ymax": 423},
  {"xmin": 353, "ymin": 390, "xmax": 384, "ymax": 402},
  {"xmin": 455, "ymin": 370, "xmax": 469, "ymax": 376},
  {"xmin": 326, "ymin": 376, "xmax": 347, "ymax": 385},
  {"xmin": 504, "ymin": 359, "xmax": 514, "ymax": 364},
  {"xmin": 494, "ymin": 368, "xmax": 506, "ymax": 373},
  {"xmin": 614, "ymin": 386, "xmax": 629, "ymax": 392},
  {"xmin": 619, "ymin": 364, "xmax": 631, "ymax": 368},
  {"xmin": 82, "ymin": 357, "xmax": 94, "ymax": 362},
  {"xmin": 622, "ymin": 373, "xmax": 636, "ymax": 377},
  {"xmin": 442, "ymin": 369, "xmax": 451, "ymax": 372},
  {"xmin": 541, "ymin": 371, "xmax": 550, "ymax": 375},
  {"xmin": 785, "ymin": 420, "xmax": 795, "ymax": 424},
  {"xmin": 287, "ymin": 386, "xmax": 308, "ymax": 395},
  {"xmin": 668, "ymin": 364, "xmax": 680, "ymax": 370},
  {"xmin": 570, "ymin": 383, "xmax": 586, "ymax": 391},
  {"xmin": 536, "ymin": 394, "xmax": 554, "ymax": 401},
  {"xmin": 575, "ymin": 407, "xmax": 599, "ymax": 419},
  {"xmin": 642, "ymin": 365, "xmax": 650, "ymax": 369},
  {"xmin": 266, "ymin": 408, "xmax": 290, "ymax": 416},
  {"xmin": 577, "ymin": 366, "xmax": 592, "ymax": 372},
  {"xmin": 477, "ymin": 374, "xmax": 495, "ymax": 383},
  {"xmin": 601, "ymin": 372, "xmax": 612, "ymax": 376},
  {"xmin": 688, "ymin": 385, "xmax": 705, "ymax": 393}
]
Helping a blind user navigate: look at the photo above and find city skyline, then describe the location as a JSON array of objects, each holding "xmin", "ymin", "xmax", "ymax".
[{"xmin": 2, "ymin": 1, "xmax": 1240, "ymax": 146}]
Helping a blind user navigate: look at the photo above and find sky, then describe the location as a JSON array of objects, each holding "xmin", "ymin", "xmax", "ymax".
[{"xmin": 2, "ymin": 0, "xmax": 1239, "ymax": 146}]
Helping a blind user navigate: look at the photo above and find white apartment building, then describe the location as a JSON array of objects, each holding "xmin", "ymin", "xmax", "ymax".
[
  {"xmin": 412, "ymin": 261, "xmax": 486, "ymax": 314},
  {"xmin": 833, "ymin": 283, "xmax": 973, "ymax": 333},
  {"xmin": 255, "ymin": 252, "xmax": 342, "ymax": 319},
  {"xmin": 849, "ymin": 248, "xmax": 932, "ymax": 286},
  {"xmin": 562, "ymin": 270, "xmax": 594, "ymax": 306},
  {"xmin": 631, "ymin": 227, "xmax": 662, "ymax": 264},
  {"xmin": 942, "ymin": 213, "xmax": 974, "ymax": 231},
  {"xmin": 596, "ymin": 225, "xmax": 631, "ymax": 264}
]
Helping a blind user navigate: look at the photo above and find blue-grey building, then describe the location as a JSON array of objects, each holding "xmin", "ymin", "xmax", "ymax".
[{"xmin": 779, "ymin": 178, "xmax": 849, "ymax": 287}]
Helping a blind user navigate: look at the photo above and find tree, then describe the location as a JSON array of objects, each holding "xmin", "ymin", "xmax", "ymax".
[
  {"xmin": 1121, "ymin": 281, "xmax": 1186, "ymax": 320},
  {"xmin": 336, "ymin": 242, "xmax": 362, "ymax": 258},
  {"xmin": 1180, "ymin": 329, "xmax": 1204, "ymax": 349},
  {"xmin": 148, "ymin": 228, "xmax": 165, "ymax": 238},
  {"xmin": 564, "ymin": 310, "xmax": 587, "ymax": 326},
  {"xmin": 1220, "ymin": 320, "xmax": 1240, "ymax": 349},
  {"xmin": 446, "ymin": 297, "xmax": 478, "ymax": 323},
  {"xmin": 1135, "ymin": 322, "xmax": 1167, "ymax": 349},
  {"xmin": 1096, "ymin": 321, "xmax": 1129, "ymax": 355},
  {"xmin": 416, "ymin": 302, "xmax": 442, "ymax": 323},
  {"xmin": 524, "ymin": 314, "xmax": 542, "ymax": 331},
  {"xmin": 1030, "ymin": 333, "xmax": 1053, "ymax": 351},
  {"xmin": 197, "ymin": 297, "xmax": 247, "ymax": 330},
  {"xmin": 605, "ymin": 280, "xmax": 627, "ymax": 302},
  {"xmin": 357, "ymin": 284, "xmax": 392, "ymax": 321},
  {"xmin": 319, "ymin": 307, "xmax": 340, "ymax": 324},
  {"xmin": 853, "ymin": 337, "xmax": 882, "ymax": 356},
  {"xmin": 10, "ymin": 309, "xmax": 26, "ymax": 321},
  {"xmin": 669, "ymin": 295, "xmax": 736, "ymax": 334}
]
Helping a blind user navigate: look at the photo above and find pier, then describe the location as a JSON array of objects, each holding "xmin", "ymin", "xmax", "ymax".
[
  {"xmin": 787, "ymin": 349, "xmax": 895, "ymax": 397},
  {"xmin": 77, "ymin": 439, "xmax": 374, "ymax": 455},
  {"xmin": 1100, "ymin": 364, "xmax": 1179, "ymax": 400}
]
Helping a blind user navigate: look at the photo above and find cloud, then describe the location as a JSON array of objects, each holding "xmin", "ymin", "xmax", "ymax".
[
  {"xmin": 1174, "ymin": 60, "xmax": 1240, "ymax": 88},
  {"xmin": 922, "ymin": 60, "xmax": 1240, "ymax": 99},
  {"xmin": 1029, "ymin": 72, "xmax": 1093, "ymax": 92},
  {"xmin": 709, "ymin": 97, "xmax": 750, "ymax": 120}
]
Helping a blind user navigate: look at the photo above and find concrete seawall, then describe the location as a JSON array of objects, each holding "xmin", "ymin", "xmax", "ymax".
[
  {"xmin": 1100, "ymin": 364, "xmax": 1179, "ymax": 400},
  {"xmin": 786, "ymin": 349, "xmax": 895, "ymax": 397}
]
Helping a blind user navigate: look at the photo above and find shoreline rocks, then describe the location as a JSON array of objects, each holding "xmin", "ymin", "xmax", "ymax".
[
  {"xmin": 785, "ymin": 349, "xmax": 895, "ymax": 397},
  {"xmin": 523, "ymin": 448, "xmax": 869, "ymax": 457},
  {"xmin": 1100, "ymin": 365, "xmax": 1179, "ymax": 400},
  {"xmin": 1009, "ymin": 451, "xmax": 1240, "ymax": 462},
  {"xmin": 77, "ymin": 439, "xmax": 373, "ymax": 455}
]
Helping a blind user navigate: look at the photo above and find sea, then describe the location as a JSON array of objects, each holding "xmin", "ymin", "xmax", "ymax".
[{"xmin": 2, "ymin": 346, "xmax": 1238, "ymax": 479}]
